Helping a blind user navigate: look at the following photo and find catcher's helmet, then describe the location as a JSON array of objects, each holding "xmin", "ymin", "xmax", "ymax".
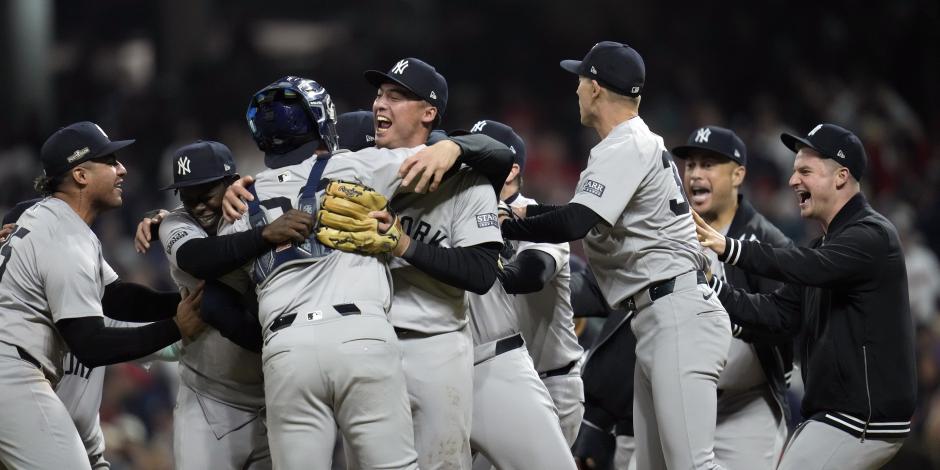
[{"xmin": 247, "ymin": 76, "xmax": 338, "ymax": 154}]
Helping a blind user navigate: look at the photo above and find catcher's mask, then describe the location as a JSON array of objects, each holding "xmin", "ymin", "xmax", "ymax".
[{"xmin": 247, "ymin": 76, "xmax": 338, "ymax": 154}]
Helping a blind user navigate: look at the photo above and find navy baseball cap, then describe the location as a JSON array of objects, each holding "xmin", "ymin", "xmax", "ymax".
[
  {"xmin": 781, "ymin": 123, "xmax": 867, "ymax": 181},
  {"xmin": 161, "ymin": 140, "xmax": 237, "ymax": 190},
  {"xmin": 40, "ymin": 121, "xmax": 135, "ymax": 178},
  {"xmin": 672, "ymin": 126, "xmax": 747, "ymax": 166},
  {"xmin": 467, "ymin": 120, "xmax": 527, "ymax": 173},
  {"xmin": 336, "ymin": 111, "xmax": 376, "ymax": 152},
  {"xmin": 364, "ymin": 57, "xmax": 449, "ymax": 120},
  {"xmin": 560, "ymin": 41, "xmax": 645, "ymax": 97}
]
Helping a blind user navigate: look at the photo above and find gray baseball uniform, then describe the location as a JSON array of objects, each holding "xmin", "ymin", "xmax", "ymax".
[
  {"xmin": 0, "ymin": 197, "xmax": 117, "ymax": 469},
  {"xmin": 159, "ymin": 211, "xmax": 270, "ymax": 470},
  {"xmin": 510, "ymin": 193, "xmax": 585, "ymax": 446},
  {"xmin": 569, "ymin": 117, "xmax": 730, "ymax": 470},
  {"xmin": 386, "ymin": 168, "xmax": 502, "ymax": 470},
  {"xmin": 467, "ymin": 247, "xmax": 576, "ymax": 470},
  {"xmin": 228, "ymin": 146, "xmax": 424, "ymax": 470}
]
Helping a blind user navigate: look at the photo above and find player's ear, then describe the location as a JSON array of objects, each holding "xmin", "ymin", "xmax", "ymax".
[
  {"xmin": 590, "ymin": 80, "xmax": 602, "ymax": 99},
  {"xmin": 731, "ymin": 164, "xmax": 746, "ymax": 188},
  {"xmin": 70, "ymin": 165, "xmax": 90, "ymax": 187},
  {"xmin": 506, "ymin": 163, "xmax": 521, "ymax": 185},
  {"xmin": 422, "ymin": 105, "xmax": 438, "ymax": 126}
]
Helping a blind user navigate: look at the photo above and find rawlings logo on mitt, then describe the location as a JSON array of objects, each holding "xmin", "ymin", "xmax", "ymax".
[{"xmin": 315, "ymin": 180, "xmax": 402, "ymax": 255}]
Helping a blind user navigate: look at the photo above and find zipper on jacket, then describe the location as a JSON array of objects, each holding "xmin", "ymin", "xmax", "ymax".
[{"xmin": 861, "ymin": 345, "xmax": 872, "ymax": 442}]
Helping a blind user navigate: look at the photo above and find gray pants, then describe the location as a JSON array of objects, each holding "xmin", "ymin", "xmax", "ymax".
[
  {"xmin": 630, "ymin": 272, "xmax": 731, "ymax": 470},
  {"xmin": 263, "ymin": 313, "xmax": 417, "ymax": 470},
  {"xmin": 615, "ymin": 435, "xmax": 637, "ymax": 470},
  {"xmin": 173, "ymin": 384, "xmax": 271, "ymax": 469},
  {"xmin": 0, "ymin": 345, "xmax": 90, "ymax": 470},
  {"xmin": 714, "ymin": 387, "xmax": 787, "ymax": 469},
  {"xmin": 777, "ymin": 420, "xmax": 903, "ymax": 470},
  {"xmin": 542, "ymin": 363, "xmax": 585, "ymax": 447},
  {"xmin": 399, "ymin": 325, "xmax": 475, "ymax": 470},
  {"xmin": 470, "ymin": 343, "xmax": 576, "ymax": 470}
]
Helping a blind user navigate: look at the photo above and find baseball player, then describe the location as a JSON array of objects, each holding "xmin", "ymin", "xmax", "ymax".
[
  {"xmin": 213, "ymin": 76, "xmax": 512, "ymax": 469},
  {"xmin": 337, "ymin": 110, "xmax": 378, "ymax": 152},
  {"xmin": 0, "ymin": 122, "xmax": 204, "ymax": 469},
  {"xmin": 363, "ymin": 58, "xmax": 506, "ymax": 470},
  {"xmin": 460, "ymin": 120, "xmax": 577, "ymax": 470},
  {"xmin": 673, "ymin": 125, "xmax": 794, "ymax": 469},
  {"xmin": 695, "ymin": 124, "xmax": 916, "ymax": 469},
  {"xmin": 500, "ymin": 42, "xmax": 731, "ymax": 470}
]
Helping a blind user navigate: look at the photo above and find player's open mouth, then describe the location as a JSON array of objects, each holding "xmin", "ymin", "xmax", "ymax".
[
  {"xmin": 796, "ymin": 189, "xmax": 811, "ymax": 207},
  {"xmin": 689, "ymin": 185, "xmax": 711, "ymax": 204},
  {"xmin": 375, "ymin": 115, "xmax": 392, "ymax": 133}
]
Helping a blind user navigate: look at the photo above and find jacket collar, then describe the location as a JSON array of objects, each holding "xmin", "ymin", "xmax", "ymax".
[
  {"xmin": 827, "ymin": 192, "xmax": 868, "ymax": 235},
  {"xmin": 727, "ymin": 194, "xmax": 755, "ymax": 238},
  {"xmin": 264, "ymin": 140, "xmax": 320, "ymax": 170},
  {"xmin": 504, "ymin": 191, "xmax": 520, "ymax": 205}
]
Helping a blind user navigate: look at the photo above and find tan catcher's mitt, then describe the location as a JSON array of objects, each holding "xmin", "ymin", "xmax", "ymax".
[{"xmin": 315, "ymin": 180, "xmax": 402, "ymax": 255}]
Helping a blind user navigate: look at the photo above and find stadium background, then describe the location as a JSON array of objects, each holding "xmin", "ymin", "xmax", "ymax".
[{"xmin": 1, "ymin": 0, "xmax": 939, "ymax": 468}]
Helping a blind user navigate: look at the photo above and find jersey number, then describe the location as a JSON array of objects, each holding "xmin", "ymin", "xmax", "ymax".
[
  {"xmin": 0, "ymin": 226, "xmax": 30, "ymax": 282},
  {"xmin": 661, "ymin": 151, "xmax": 690, "ymax": 216}
]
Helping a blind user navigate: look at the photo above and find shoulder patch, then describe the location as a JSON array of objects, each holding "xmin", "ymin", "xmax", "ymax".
[
  {"xmin": 580, "ymin": 179, "xmax": 606, "ymax": 197},
  {"xmin": 476, "ymin": 213, "xmax": 498, "ymax": 228}
]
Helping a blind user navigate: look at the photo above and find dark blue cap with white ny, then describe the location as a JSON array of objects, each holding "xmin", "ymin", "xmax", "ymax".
[
  {"xmin": 161, "ymin": 140, "xmax": 237, "ymax": 190},
  {"xmin": 672, "ymin": 126, "xmax": 747, "ymax": 166},
  {"xmin": 40, "ymin": 121, "xmax": 135, "ymax": 177},
  {"xmin": 781, "ymin": 123, "xmax": 867, "ymax": 181},
  {"xmin": 561, "ymin": 41, "xmax": 645, "ymax": 97},
  {"xmin": 364, "ymin": 57, "xmax": 448, "ymax": 120},
  {"xmin": 469, "ymin": 120, "xmax": 527, "ymax": 173}
]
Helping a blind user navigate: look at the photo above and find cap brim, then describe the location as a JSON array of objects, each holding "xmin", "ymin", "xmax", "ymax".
[
  {"xmin": 780, "ymin": 133, "xmax": 817, "ymax": 154},
  {"xmin": 160, "ymin": 175, "xmax": 227, "ymax": 191},
  {"xmin": 90, "ymin": 139, "xmax": 136, "ymax": 159},
  {"xmin": 560, "ymin": 60, "xmax": 582, "ymax": 75},
  {"xmin": 671, "ymin": 144, "xmax": 734, "ymax": 160}
]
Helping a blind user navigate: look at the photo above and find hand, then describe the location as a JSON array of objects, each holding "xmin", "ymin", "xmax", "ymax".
[
  {"xmin": 692, "ymin": 210, "xmax": 726, "ymax": 255},
  {"xmin": 369, "ymin": 209, "xmax": 410, "ymax": 257},
  {"xmin": 262, "ymin": 209, "xmax": 315, "ymax": 245},
  {"xmin": 222, "ymin": 175, "xmax": 255, "ymax": 223},
  {"xmin": 512, "ymin": 205, "xmax": 526, "ymax": 219},
  {"xmin": 0, "ymin": 223, "xmax": 14, "ymax": 243},
  {"xmin": 134, "ymin": 209, "xmax": 169, "ymax": 253},
  {"xmin": 398, "ymin": 140, "xmax": 461, "ymax": 193},
  {"xmin": 174, "ymin": 283, "xmax": 207, "ymax": 340}
]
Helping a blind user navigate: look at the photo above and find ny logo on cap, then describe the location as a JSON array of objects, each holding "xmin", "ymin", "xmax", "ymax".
[
  {"xmin": 391, "ymin": 60, "xmax": 409, "ymax": 75},
  {"xmin": 695, "ymin": 127, "xmax": 711, "ymax": 143},
  {"xmin": 177, "ymin": 156, "xmax": 191, "ymax": 175},
  {"xmin": 808, "ymin": 124, "xmax": 824, "ymax": 136},
  {"xmin": 837, "ymin": 150, "xmax": 846, "ymax": 159},
  {"xmin": 470, "ymin": 120, "xmax": 487, "ymax": 133}
]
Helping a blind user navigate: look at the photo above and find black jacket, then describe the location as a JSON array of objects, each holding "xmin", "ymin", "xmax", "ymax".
[
  {"xmin": 720, "ymin": 196, "xmax": 795, "ymax": 423},
  {"xmin": 713, "ymin": 193, "xmax": 916, "ymax": 439}
]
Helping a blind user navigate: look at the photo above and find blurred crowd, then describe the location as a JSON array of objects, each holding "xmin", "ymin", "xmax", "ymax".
[{"xmin": 1, "ymin": 1, "xmax": 938, "ymax": 468}]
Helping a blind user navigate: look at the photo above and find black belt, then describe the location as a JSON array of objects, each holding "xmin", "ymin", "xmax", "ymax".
[
  {"xmin": 539, "ymin": 359, "xmax": 578, "ymax": 379},
  {"xmin": 16, "ymin": 346, "xmax": 41, "ymax": 369},
  {"xmin": 268, "ymin": 303, "xmax": 361, "ymax": 332},
  {"xmin": 494, "ymin": 334, "xmax": 524, "ymax": 356},
  {"xmin": 622, "ymin": 270, "xmax": 708, "ymax": 311}
]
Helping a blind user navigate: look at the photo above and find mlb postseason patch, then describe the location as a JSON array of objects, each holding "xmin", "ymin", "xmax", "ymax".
[
  {"xmin": 476, "ymin": 213, "xmax": 498, "ymax": 228},
  {"xmin": 165, "ymin": 228, "xmax": 189, "ymax": 254},
  {"xmin": 580, "ymin": 180, "xmax": 606, "ymax": 197}
]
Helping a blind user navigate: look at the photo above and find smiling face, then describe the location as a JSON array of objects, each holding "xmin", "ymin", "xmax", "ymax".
[
  {"xmin": 682, "ymin": 151, "xmax": 744, "ymax": 223},
  {"xmin": 77, "ymin": 154, "xmax": 127, "ymax": 209},
  {"xmin": 372, "ymin": 83, "xmax": 436, "ymax": 149},
  {"xmin": 179, "ymin": 180, "xmax": 228, "ymax": 234},
  {"xmin": 788, "ymin": 148, "xmax": 848, "ymax": 223}
]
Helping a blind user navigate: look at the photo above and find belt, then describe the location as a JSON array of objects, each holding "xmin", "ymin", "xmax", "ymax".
[
  {"xmin": 622, "ymin": 270, "xmax": 707, "ymax": 312},
  {"xmin": 539, "ymin": 359, "xmax": 578, "ymax": 379},
  {"xmin": 494, "ymin": 334, "xmax": 524, "ymax": 356},
  {"xmin": 16, "ymin": 346, "xmax": 41, "ymax": 369},
  {"xmin": 473, "ymin": 333, "xmax": 524, "ymax": 365},
  {"xmin": 268, "ymin": 303, "xmax": 361, "ymax": 332}
]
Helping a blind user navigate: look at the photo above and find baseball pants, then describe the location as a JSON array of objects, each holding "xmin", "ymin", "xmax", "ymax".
[
  {"xmin": 174, "ymin": 384, "xmax": 271, "ymax": 470},
  {"xmin": 469, "ymin": 337, "xmax": 576, "ymax": 470},
  {"xmin": 714, "ymin": 386, "xmax": 787, "ymax": 469},
  {"xmin": 630, "ymin": 271, "xmax": 731, "ymax": 470},
  {"xmin": 398, "ymin": 325, "xmax": 474, "ymax": 470},
  {"xmin": 776, "ymin": 420, "xmax": 903, "ymax": 470},
  {"xmin": 263, "ymin": 313, "xmax": 418, "ymax": 470},
  {"xmin": 0, "ymin": 343, "xmax": 90, "ymax": 470},
  {"xmin": 542, "ymin": 360, "xmax": 585, "ymax": 447},
  {"xmin": 614, "ymin": 435, "xmax": 637, "ymax": 470}
]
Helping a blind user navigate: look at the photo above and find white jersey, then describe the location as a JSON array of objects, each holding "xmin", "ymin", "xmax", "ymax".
[
  {"xmin": 0, "ymin": 197, "xmax": 118, "ymax": 380},
  {"xmin": 570, "ymin": 117, "xmax": 708, "ymax": 308},
  {"xmin": 229, "ymin": 146, "xmax": 422, "ymax": 332},
  {"xmin": 159, "ymin": 211, "xmax": 265, "ymax": 407},
  {"xmin": 510, "ymin": 194, "xmax": 583, "ymax": 373},
  {"xmin": 388, "ymin": 168, "xmax": 502, "ymax": 334},
  {"xmin": 468, "ymin": 278, "xmax": 517, "ymax": 346}
]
